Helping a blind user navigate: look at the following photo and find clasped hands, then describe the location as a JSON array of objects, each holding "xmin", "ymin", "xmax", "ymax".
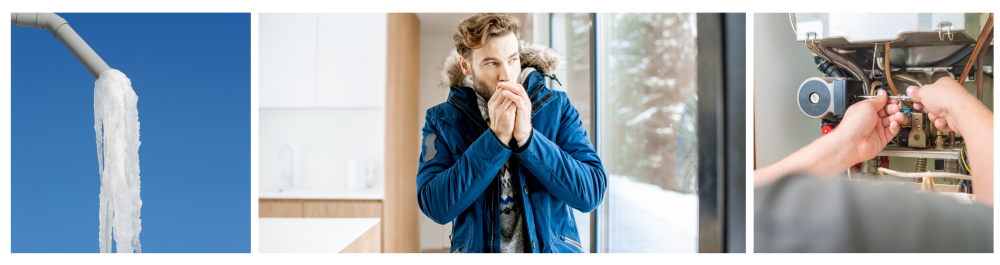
[{"xmin": 488, "ymin": 81, "xmax": 532, "ymax": 145}]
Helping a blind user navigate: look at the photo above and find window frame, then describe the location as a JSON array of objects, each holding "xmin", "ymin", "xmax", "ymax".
[{"xmin": 546, "ymin": 13, "xmax": 745, "ymax": 253}]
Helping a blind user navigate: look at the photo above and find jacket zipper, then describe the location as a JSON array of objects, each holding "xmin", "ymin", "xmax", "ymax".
[
  {"xmin": 448, "ymin": 94, "xmax": 498, "ymax": 252},
  {"xmin": 528, "ymin": 83, "xmax": 544, "ymax": 100},
  {"xmin": 531, "ymin": 93, "xmax": 554, "ymax": 115},
  {"xmin": 530, "ymin": 81, "xmax": 553, "ymax": 116},
  {"xmin": 448, "ymin": 85, "xmax": 549, "ymax": 253},
  {"xmin": 491, "ymin": 175, "xmax": 497, "ymax": 252},
  {"xmin": 563, "ymin": 236, "xmax": 583, "ymax": 251},
  {"xmin": 448, "ymin": 97, "xmax": 487, "ymax": 132}
]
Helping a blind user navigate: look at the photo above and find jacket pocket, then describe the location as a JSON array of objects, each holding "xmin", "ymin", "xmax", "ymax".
[
  {"xmin": 450, "ymin": 243, "xmax": 466, "ymax": 253},
  {"xmin": 559, "ymin": 235, "xmax": 584, "ymax": 253}
]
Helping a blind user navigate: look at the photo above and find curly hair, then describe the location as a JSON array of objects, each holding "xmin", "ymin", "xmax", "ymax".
[{"xmin": 453, "ymin": 13, "xmax": 521, "ymax": 61}]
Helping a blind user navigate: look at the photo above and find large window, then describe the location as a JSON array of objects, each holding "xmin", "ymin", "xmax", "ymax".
[
  {"xmin": 553, "ymin": 13, "xmax": 699, "ymax": 253},
  {"xmin": 550, "ymin": 12, "xmax": 594, "ymax": 253}
]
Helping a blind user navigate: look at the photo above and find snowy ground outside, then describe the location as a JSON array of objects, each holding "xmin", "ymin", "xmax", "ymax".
[{"xmin": 606, "ymin": 174, "xmax": 698, "ymax": 252}]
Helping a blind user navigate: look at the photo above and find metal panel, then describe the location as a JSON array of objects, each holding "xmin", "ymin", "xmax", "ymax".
[
  {"xmin": 696, "ymin": 13, "xmax": 747, "ymax": 253},
  {"xmin": 696, "ymin": 13, "xmax": 725, "ymax": 253},
  {"xmin": 589, "ymin": 13, "xmax": 607, "ymax": 254},
  {"xmin": 878, "ymin": 146, "xmax": 963, "ymax": 159},
  {"xmin": 723, "ymin": 13, "xmax": 746, "ymax": 253},
  {"xmin": 793, "ymin": 13, "xmax": 988, "ymax": 48}
]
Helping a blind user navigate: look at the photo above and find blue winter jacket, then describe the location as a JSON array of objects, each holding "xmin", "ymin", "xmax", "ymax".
[{"xmin": 417, "ymin": 44, "xmax": 606, "ymax": 253}]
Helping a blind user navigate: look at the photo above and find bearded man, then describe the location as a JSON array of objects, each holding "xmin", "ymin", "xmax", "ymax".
[{"xmin": 416, "ymin": 13, "xmax": 606, "ymax": 253}]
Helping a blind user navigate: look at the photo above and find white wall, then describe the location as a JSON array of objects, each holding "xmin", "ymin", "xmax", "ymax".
[{"xmin": 753, "ymin": 13, "xmax": 825, "ymax": 169}]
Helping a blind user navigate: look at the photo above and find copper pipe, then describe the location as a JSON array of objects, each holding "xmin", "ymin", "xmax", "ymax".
[
  {"xmin": 977, "ymin": 46, "xmax": 984, "ymax": 101},
  {"xmin": 959, "ymin": 13, "xmax": 993, "ymax": 85},
  {"xmin": 976, "ymin": 29, "xmax": 993, "ymax": 102},
  {"xmin": 884, "ymin": 43, "xmax": 914, "ymax": 108}
]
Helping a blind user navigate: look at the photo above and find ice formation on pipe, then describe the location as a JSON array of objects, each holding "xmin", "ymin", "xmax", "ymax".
[{"xmin": 94, "ymin": 69, "xmax": 142, "ymax": 253}]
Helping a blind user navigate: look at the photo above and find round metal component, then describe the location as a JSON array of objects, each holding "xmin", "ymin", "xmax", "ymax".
[{"xmin": 798, "ymin": 77, "xmax": 834, "ymax": 119}]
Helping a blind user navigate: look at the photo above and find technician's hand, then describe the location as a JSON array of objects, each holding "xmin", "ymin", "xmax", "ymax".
[
  {"xmin": 497, "ymin": 81, "xmax": 532, "ymax": 143},
  {"xmin": 906, "ymin": 78, "xmax": 979, "ymax": 136},
  {"xmin": 488, "ymin": 84, "xmax": 517, "ymax": 144},
  {"xmin": 833, "ymin": 90, "xmax": 905, "ymax": 167}
]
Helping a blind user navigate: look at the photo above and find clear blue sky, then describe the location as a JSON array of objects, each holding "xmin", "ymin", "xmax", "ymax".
[{"xmin": 11, "ymin": 13, "xmax": 249, "ymax": 253}]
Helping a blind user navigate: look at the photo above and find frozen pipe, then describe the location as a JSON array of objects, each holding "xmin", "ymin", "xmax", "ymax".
[{"xmin": 11, "ymin": 13, "xmax": 111, "ymax": 79}]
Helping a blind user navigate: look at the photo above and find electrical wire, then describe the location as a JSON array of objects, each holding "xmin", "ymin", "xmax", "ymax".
[
  {"xmin": 806, "ymin": 43, "xmax": 870, "ymax": 94},
  {"xmin": 960, "ymin": 145, "xmax": 973, "ymax": 175},
  {"xmin": 871, "ymin": 43, "xmax": 881, "ymax": 75},
  {"xmin": 870, "ymin": 80, "xmax": 883, "ymax": 96},
  {"xmin": 893, "ymin": 73, "xmax": 925, "ymax": 87},
  {"xmin": 789, "ymin": 13, "xmax": 797, "ymax": 34},
  {"xmin": 877, "ymin": 167, "xmax": 972, "ymax": 180}
]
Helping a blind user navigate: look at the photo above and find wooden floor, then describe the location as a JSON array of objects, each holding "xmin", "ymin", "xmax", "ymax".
[{"xmin": 420, "ymin": 248, "xmax": 450, "ymax": 253}]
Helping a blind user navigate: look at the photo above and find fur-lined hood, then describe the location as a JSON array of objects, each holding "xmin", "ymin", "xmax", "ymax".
[{"xmin": 440, "ymin": 40, "xmax": 565, "ymax": 88}]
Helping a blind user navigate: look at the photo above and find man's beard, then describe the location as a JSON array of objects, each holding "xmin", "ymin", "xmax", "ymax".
[{"xmin": 468, "ymin": 69, "xmax": 494, "ymax": 100}]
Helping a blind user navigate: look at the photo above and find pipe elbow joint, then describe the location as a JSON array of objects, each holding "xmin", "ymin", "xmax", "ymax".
[
  {"xmin": 11, "ymin": 13, "xmax": 68, "ymax": 37},
  {"xmin": 12, "ymin": 12, "xmax": 110, "ymax": 79}
]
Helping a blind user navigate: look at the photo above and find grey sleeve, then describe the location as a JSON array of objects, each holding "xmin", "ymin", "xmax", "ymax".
[{"xmin": 755, "ymin": 173, "xmax": 993, "ymax": 253}]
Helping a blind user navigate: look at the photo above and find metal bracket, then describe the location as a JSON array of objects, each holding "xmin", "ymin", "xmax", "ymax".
[
  {"xmin": 938, "ymin": 21, "xmax": 953, "ymax": 41},
  {"xmin": 806, "ymin": 32, "xmax": 817, "ymax": 45},
  {"xmin": 904, "ymin": 67, "xmax": 957, "ymax": 83}
]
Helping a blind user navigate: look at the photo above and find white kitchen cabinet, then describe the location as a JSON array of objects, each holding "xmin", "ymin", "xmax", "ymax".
[
  {"xmin": 259, "ymin": 13, "xmax": 318, "ymax": 108},
  {"xmin": 317, "ymin": 13, "xmax": 387, "ymax": 108},
  {"xmin": 260, "ymin": 13, "xmax": 387, "ymax": 108},
  {"xmin": 258, "ymin": 108, "xmax": 385, "ymax": 191}
]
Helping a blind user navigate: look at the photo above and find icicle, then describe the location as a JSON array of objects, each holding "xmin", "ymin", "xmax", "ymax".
[{"xmin": 94, "ymin": 69, "xmax": 142, "ymax": 253}]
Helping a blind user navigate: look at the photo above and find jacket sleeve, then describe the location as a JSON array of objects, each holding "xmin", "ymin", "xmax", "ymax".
[
  {"xmin": 416, "ymin": 116, "xmax": 512, "ymax": 224},
  {"xmin": 513, "ymin": 97, "xmax": 607, "ymax": 212}
]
